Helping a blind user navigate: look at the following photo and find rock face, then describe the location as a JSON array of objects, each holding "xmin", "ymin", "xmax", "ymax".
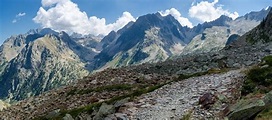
[{"xmin": 0, "ymin": 30, "xmax": 89, "ymax": 101}]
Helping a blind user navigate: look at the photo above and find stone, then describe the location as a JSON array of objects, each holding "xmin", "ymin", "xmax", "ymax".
[
  {"xmin": 217, "ymin": 94, "xmax": 228, "ymax": 103},
  {"xmin": 227, "ymin": 98, "xmax": 266, "ymax": 120},
  {"xmin": 114, "ymin": 98, "xmax": 129, "ymax": 108},
  {"xmin": 232, "ymin": 63, "xmax": 241, "ymax": 68},
  {"xmin": 93, "ymin": 103, "xmax": 116, "ymax": 120},
  {"xmin": 115, "ymin": 113, "xmax": 128, "ymax": 120},
  {"xmin": 45, "ymin": 109, "xmax": 61, "ymax": 119},
  {"xmin": 264, "ymin": 91, "xmax": 272, "ymax": 106},
  {"xmin": 245, "ymin": 61, "xmax": 254, "ymax": 66},
  {"xmin": 63, "ymin": 114, "xmax": 74, "ymax": 120},
  {"xmin": 198, "ymin": 93, "xmax": 217, "ymax": 109}
]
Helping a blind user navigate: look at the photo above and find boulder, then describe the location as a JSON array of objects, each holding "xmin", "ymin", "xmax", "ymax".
[
  {"xmin": 93, "ymin": 103, "xmax": 115, "ymax": 120},
  {"xmin": 63, "ymin": 114, "xmax": 74, "ymax": 120},
  {"xmin": 114, "ymin": 98, "xmax": 129, "ymax": 108},
  {"xmin": 264, "ymin": 91, "xmax": 272, "ymax": 105},
  {"xmin": 227, "ymin": 98, "xmax": 265, "ymax": 120},
  {"xmin": 115, "ymin": 113, "xmax": 129, "ymax": 120},
  {"xmin": 45, "ymin": 109, "xmax": 61, "ymax": 119},
  {"xmin": 199, "ymin": 93, "xmax": 217, "ymax": 109}
]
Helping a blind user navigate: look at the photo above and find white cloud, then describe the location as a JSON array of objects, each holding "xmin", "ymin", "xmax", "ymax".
[
  {"xmin": 189, "ymin": 0, "xmax": 239, "ymax": 22},
  {"xmin": 16, "ymin": 12, "xmax": 26, "ymax": 17},
  {"xmin": 33, "ymin": 0, "xmax": 136, "ymax": 36},
  {"xmin": 12, "ymin": 12, "xmax": 26, "ymax": 23},
  {"xmin": 159, "ymin": 8, "xmax": 193, "ymax": 28},
  {"xmin": 41, "ymin": 0, "xmax": 68, "ymax": 7},
  {"xmin": 12, "ymin": 19, "xmax": 17, "ymax": 23}
]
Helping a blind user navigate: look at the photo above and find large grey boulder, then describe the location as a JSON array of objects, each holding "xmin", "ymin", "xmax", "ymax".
[
  {"xmin": 45, "ymin": 109, "xmax": 61, "ymax": 119},
  {"xmin": 93, "ymin": 103, "xmax": 115, "ymax": 120},
  {"xmin": 63, "ymin": 114, "xmax": 74, "ymax": 120},
  {"xmin": 227, "ymin": 91, "xmax": 272, "ymax": 120}
]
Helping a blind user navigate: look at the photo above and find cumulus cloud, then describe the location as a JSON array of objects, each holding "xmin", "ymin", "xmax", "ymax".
[
  {"xmin": 159, "ymin": 8, "xmax": 193, "ymax": 28},
  {"xmin": 189, "ymin": 0, "xmax": 239, "ymax": 22},
  {"xmin": 33, "ymin": 0, "xmax": 136, "ymax": 36},
  {"xmin": 41, "ymin": 0, "xmax": 68, "ymax": 7},
  {"xmin": 12, "ymin": 12, "xmax": 26, "ymax": 23}
]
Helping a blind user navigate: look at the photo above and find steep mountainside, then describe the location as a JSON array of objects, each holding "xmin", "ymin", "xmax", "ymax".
[
  {"xmin": 0, "ymin": 30, "xmax": 90, "ymax": 101},
  {"xmin": 91, "ymin": 13, "xmax": 190, "ymax": 70}
]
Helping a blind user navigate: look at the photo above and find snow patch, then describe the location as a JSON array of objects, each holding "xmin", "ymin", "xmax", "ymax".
[{"xmin": 91, "ymin": 48, "xmax": 101, "ymax": 53}]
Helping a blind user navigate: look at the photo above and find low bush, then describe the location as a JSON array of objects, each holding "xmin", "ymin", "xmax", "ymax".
[{"xmin": 242, "ymin": 56, "xmax": 272, "ymax": 96}]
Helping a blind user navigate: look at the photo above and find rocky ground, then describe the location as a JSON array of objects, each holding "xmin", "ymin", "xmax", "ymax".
[{"xmin": 108, "ymin": 69, "xmax": 245, "ymax": 120}]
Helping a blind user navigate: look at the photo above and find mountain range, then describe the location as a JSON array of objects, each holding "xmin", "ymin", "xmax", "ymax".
[
  {"xmin": 0, "ymin": 7, "xmax": 270, "ymax": 102},
  {"xmin": 0, "ymin": 7, "xmax": 271, "ymax": 119}
]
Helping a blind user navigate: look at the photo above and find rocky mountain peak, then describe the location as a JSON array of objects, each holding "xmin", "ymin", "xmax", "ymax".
[
  {"xmin": 237, "ymin": 6, "xmax": 271, "ymax": 21},
  {"xmin": 26, "ymin": 28, "xmax": 58, "ymax": 36},
  {"xmin": 92, "ymin": 12, "xmax": 189, "ymax": 70}
]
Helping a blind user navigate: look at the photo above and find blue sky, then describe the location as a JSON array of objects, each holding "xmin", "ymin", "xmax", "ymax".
[{"xmin": 0, "ymin": 0, "xmax": 271, "ymax": 44}]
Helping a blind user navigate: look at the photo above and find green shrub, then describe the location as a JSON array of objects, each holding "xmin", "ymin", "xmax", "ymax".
[
  {"xmin": 256, "ymin": 105, "xmax": 272, "ymax": 119},
  {"xmin": 242, "ymin": 56, "xmax": 272, "ymax": 96},
  {"xmin": 262, "ymin": 56, "xmax": 272, "ymax": 66}
]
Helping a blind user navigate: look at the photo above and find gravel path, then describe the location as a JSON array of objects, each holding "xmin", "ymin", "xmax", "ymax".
[{"xmin": 120, "ymin": 69, "xmax": 245, "ymax": 120}]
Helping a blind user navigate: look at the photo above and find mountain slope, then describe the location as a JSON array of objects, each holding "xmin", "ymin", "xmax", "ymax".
[
  {"xmin": 0, "ymin": 30, "xmax": 90, "ymax": 101},
  {"xmin": 182, "ymin": 7, "xmax": 271, "ymax": 54},
  {"xmin": 91, "ymin": 13, "xmax": 190, "ymax": 70}
]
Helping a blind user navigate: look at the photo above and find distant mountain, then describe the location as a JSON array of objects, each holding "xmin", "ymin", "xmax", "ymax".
[
  {"xmin": 181, "ymin": 7, "xmax": 271, "ymax": 55},
  {"xmin": 231, "ymin": 8, "xmax": 272, "ymax": 47},
  {"xmin": 91, "ymin": 13, "xmax": 190, "ymax": 70},
  {"xmin": 89, "ymin": 7, "xmax": 271, "ymax": 71},
  {"xmin": 0, "ymin": 29, "xmax": 90, "ymax": 101},
  {"xmin": 240, "ymin": 6, "xmax": 271, "ymax": 21}
]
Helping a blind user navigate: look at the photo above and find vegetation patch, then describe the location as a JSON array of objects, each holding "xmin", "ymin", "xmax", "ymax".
[
  {"xmin": 241, "ymin": 55, "xmax": 272, "ymax": 96},
  {"xmin": 35, "ymin": 65, "xmax": 230, "ymax": 119},
  {"xmin": 177, "ymin": 68, "xmax": 229, "ymax": 81},
  {"xmin": 67, "ymin": 84, "xmax": 134, "ymax": 96},
  {"xmin": 256, "ymin": 105, "xmax": 272, "ymax": 119},
  {"xmin": 181, "ymin": 110, "xmax": 192, "ymax": 120},
  {"xmin": 35, "ymin": 83, "xmax": 166, "ymax": 119}
]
